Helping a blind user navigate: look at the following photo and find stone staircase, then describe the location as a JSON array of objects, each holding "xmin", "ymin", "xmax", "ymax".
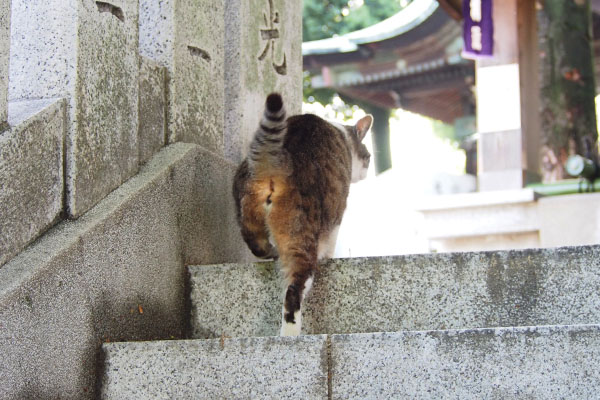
[
  {"xmin": 101, "ymin": 245, "xmax": 600, "ymax": 398},
  {"xmin": 2, "ymin": 1, "xmax": 600, "ymax": 398}
]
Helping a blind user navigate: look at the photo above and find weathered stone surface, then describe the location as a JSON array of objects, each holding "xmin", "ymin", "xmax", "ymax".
[
  {"xmin": 101, "ymin": 335, "xmax": 328, "ymax": 399},
  {"xmin": 0, "ymin": 0, "xmax": 9, "ymax": 128},
  {"xmin": 330, "ymin": 325, "xmax": 600, "ymax": 399},
  {"xmin": 139, "ymin": 0, "xmax": 173, "ymax": 67},
  {"xmin": 0, "ymin": 143, "xmax": 252, "ymax": 399},
  {"xmin": 0, "ymin": 99, "xmax": 65, "ymax": 268},
  {"xmin": 178, "ymin": 145, "xmax": 253, "ymax": 266},
  {"xmin": 138, "ymin": 57, "xmax": 166, "ymax": 165},
  {"xmin": 190, "ymin": 262, "xmax": 281, "ymax": 339},
  {"xmin": 9, "ymin": 0, "xmax": 140, "ymax": 217},
  {"xmin": 224, "ymin": 0, "xmax": 303, "ymax": 163},
  {"xmin": 190, "ymin": 245, "xmax": 600, "ymax": 338},
  {"xmin": 139, "ymin": 0, "xmax": 224, "ymax": 152}
]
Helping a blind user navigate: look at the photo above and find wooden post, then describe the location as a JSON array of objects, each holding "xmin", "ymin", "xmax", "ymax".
[
  {"xmin": 367, "ymin": 106, "xmax": 392, "ymax": 174},
  {"xmin": 475, "ymin": 0, "xmax": 527, "ymax": 190},
  {"xmin": 475, "ymin": 0, "xmax": 547, "ymax": 190},
  {"xmin": 537, "ymin": 0, "xmax": 598, "ymax": 182}
]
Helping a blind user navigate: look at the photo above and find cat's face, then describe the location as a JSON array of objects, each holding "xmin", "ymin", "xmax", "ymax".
[
  {"xmin": 347, "ymin": 115, "xmax": 373, "ymax": 183},
  {"xmin": 327, "ymin": 115, "xmax": 372, "ymax": 182}
]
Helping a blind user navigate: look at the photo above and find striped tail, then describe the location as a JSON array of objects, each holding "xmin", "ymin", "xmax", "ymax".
[{"xmin": 248, "ymin": 93, "xmax": 287, "ymax": 172}]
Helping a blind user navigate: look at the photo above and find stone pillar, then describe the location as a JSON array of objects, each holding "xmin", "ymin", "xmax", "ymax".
[
  {"xmin": 139, "ymin": 0, "xmax": 225, "ymax": 153},
  {"xmin": 224, "ymin": 0, "xmax": 303, "ymax": 163},
  {"xmin": 138, "ymin": 57, "xmax": 167, "ymax": 165},
  {"xmin": 537, "ymin": 0, "xmax": 598, "ymax": 182},
  {"xmin": 0, "ymin": 0, "xmax": 9, "ymax": 131},
  {"xmin": 475, "ymin": 0, "xmax": 541, "ymax": 191},
  {"xmin": 9, "ymin": 0, "xmax": 140, "ymax": 218}
]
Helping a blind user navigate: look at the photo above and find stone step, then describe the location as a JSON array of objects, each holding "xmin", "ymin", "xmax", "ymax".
[
  {"xmin": 101, "ymin": 324, "xmax": 600, "ymax": 399},
  {"xmin": 101, "ymin": 335, "xmax": 329, "ymax": 399},
  {"xmin": 189, "ymin": 245, "xmax": 600, "ymax": 338},
  {"xmin": 331, "ymin": 324, "xmax": 600, "ymax": 399}
]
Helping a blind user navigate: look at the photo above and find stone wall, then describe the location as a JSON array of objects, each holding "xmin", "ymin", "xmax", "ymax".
[
  {"xmin": 0, "ymin": 100, "xmax": 65, "ymax": 267},
  {"xmin": 0, "ymin": 0, "xmax": 302, "ymax": 397},
  {"xmin": 0, "ymin": 143, "xmax": 252, "ymax": 399},
  {"xmin": 139, "ymin": 0, "xmax": 225, "ymax": 151},
  {"xmin": 9, "ymin": 0, "xmax": 140, "ymax": 218},
  {"xmin": 139, "ymin": 0, "xmax": 302, "ymax": 163},
  {"xmin": 224, "ymin": 0, "xmax": 303, "ymax": 163},
  {"xmin": 2, "ymin": 0, "xmax": 302, "ymax": 269}
]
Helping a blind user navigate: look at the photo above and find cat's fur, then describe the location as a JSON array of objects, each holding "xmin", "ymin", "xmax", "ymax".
[{"xmin": 233, "ymin": 93, "xmax": 372, "ymax": 336}]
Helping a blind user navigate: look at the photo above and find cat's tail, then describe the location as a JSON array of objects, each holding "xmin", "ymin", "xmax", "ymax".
[{"xmin": 248, "ymin": 93, "xmax": 288, "ymax": 173}]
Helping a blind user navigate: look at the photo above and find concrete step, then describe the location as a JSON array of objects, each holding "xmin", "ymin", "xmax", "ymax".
[
  {"xmin": 332, "ymin": 324, "xmax": 600, "ymax": 399},
  {"xmin": 189, "ymin": 245, "xmax": 600, "ymax": 338},
  {"xmin": 101, "ymin": 335, "xmax": 329, "ymax": 399},
  {"xmin": 101, "ymin": 324, "xmax": 600, "ymax": 399}
]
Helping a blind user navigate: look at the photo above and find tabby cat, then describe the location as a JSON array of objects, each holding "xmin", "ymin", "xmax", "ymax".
[{"xmin": 233, "ymin": 93, "xmax": 372, "ymax": 336}]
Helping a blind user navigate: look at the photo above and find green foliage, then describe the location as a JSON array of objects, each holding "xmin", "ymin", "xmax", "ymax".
[
  {"xmin": 303, "ymin": 0, "xmax": 410, "ymax": 42},
  {"xmin": 340, "ymin": 0, "xmax": 406, "ymax": 35},
  {"xmin": 303, "ymin": 0, "xmax": 348, "ymax": 42},
  {"xmin": 303, "ymin": 71, "xmax": 337, "ymax": 105}
]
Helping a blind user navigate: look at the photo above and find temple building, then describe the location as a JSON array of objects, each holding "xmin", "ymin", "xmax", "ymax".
[
  {"xmin": 303, "ymin": 0, "xmax": 600, "ymax": 191},
  {"xmin": 304, "ymin": 0, "xmax": 600, "ymax": 253}
]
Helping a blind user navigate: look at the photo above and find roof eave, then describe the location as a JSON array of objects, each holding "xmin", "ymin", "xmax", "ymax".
[{"xmin": 302, "ymin": 0, "xmax": 439, "ymax": 57}]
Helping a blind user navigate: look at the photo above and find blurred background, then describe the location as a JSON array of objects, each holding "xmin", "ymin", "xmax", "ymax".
[{"xmin": 301, "ymin": 0, "xmax": 600, "ymax": 256}]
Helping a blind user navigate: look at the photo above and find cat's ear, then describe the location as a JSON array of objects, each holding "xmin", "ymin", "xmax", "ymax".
[{"xmin": 355, "ymin": 115, "xmax": 373, "ymax": 142}]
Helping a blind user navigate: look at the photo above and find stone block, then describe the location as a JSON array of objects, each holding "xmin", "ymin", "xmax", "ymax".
[
  {"xmin": 0, "ymin": 99, "xmax": 65, "ymax": 268},
  {"xmin": 330, "ymin": 325, "xmax": 600, "ymax": 398},
  {"xmin": 139, "ymin": 0, "xmax": 224, "ymax": 152},
  {"xmin": 9, "ymin": 0, "xmax": 140, "ymax": 217},
  {"xmin": 429, "ymin": 231, "xmax": 540, "ymax": 253},
  {"xmin": 224, "ymin": 0, "xmax": 303, "ymax": 163},
  {"xmin": 421, "ymin": 200, "xmax": 539, "ymax": 239},
  {"xmin": 189, "ymin": 245, "xmax": 600, "ymax": 338},
  {"xmin": 190, "ymin": 262, "xmax": 281, "ymax": 339},
  {"xmin": 177, "ymin": 145, "xmax": 253, "ymax": 266},
  {"xmin": 538, "ymin": 192, "xmax": 600, "ymax": 248},
  {"xmin": 101, "ymin": 335, "xmax": 328, "ymax": 399},
  {"xmin": 0, "ymin": 0, "xmax": 9, "ymax": 128},
  {"xmin": 138, "ymin": 56, "xmax": 166, "ymax": 165},
  {"xmin": 417, "ymin": 188, "xmax": 541, "ymax": 252},
  {"xmin": 0, "ymin": 143, "xmax": 252, "ymax": 399}
]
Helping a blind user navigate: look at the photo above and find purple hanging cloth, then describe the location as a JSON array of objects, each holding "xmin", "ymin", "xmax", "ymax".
[{"xmin": 462, "ymin": 0, "xmax": 494, "ymax": 59}]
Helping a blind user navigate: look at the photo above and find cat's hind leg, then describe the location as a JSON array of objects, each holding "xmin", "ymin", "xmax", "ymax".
[
  {"xmin": 279, "ymin": 268, "xmax": 314, "ymax": 336},
  {"xmin": 266, "ymin": 202, "xmax": 317, "ymax": 335},
  {"xmin": 238, "ymin": 182, "xmax": 278, "ymax": 259},
  {"xmin": 317, "ymin": 225, "xmax": 340, "ymax": 260}
]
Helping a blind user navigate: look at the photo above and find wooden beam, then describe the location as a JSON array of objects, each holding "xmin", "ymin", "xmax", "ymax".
[{"xmin": 436, "ymin": 0, "xmax": 463, "ymax": 21}]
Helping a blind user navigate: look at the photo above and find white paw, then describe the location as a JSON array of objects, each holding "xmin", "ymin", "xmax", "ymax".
[
  {"xmin": 280, "ymin": 321, "xmax": 301, "ymax": 336},
  {"xmin": 280, "ymin": 310, "xmax": 302, "ymax": 336}
]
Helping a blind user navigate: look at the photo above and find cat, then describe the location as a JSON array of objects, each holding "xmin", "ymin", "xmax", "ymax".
[{"xmin": 233, "ymin": 93, "xmax": 372, "ymax": 336}]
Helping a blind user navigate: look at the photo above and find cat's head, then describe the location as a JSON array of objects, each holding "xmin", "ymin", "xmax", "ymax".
[{"xmin": 348, "ymin": 115, "xmax": 373, "ymax": 183}]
